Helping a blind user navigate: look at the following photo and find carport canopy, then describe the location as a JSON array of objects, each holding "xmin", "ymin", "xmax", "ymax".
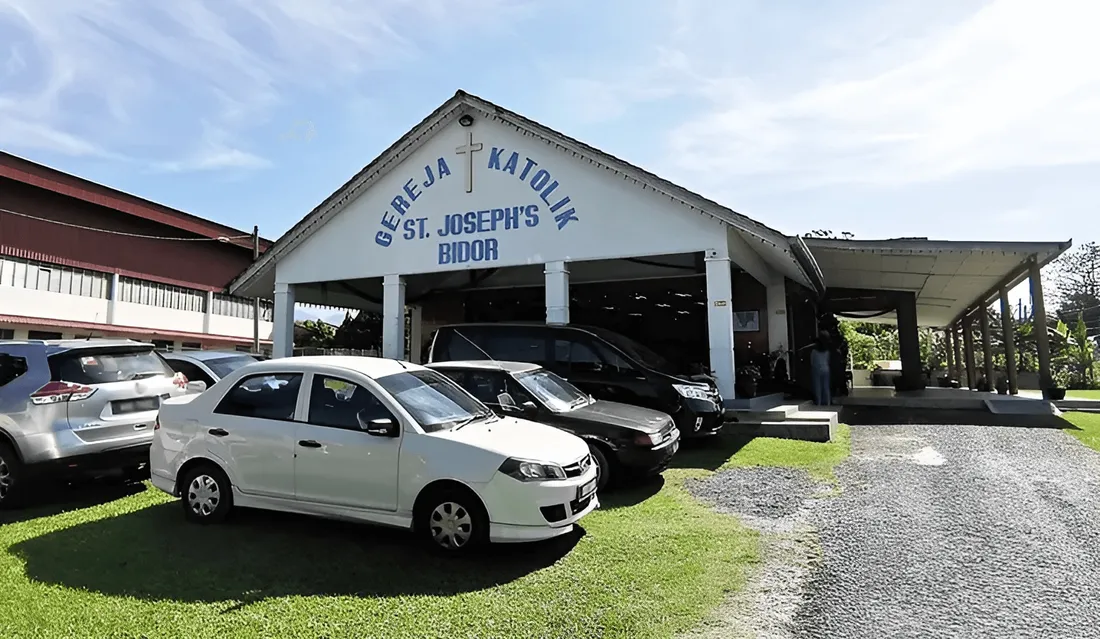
[{"xmin": 806, "ymin": 238, "xmax": 1072, "ymax": 327}]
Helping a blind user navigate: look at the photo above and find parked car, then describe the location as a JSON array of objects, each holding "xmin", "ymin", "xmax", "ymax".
[
  {"xmin": 0, "ymin": 339, "xmax": 198, "ymax": 507},
  {"xmin": 428, "ymin": 323, "xmax": 728, "ymax": 438},
  {"xmin": 162, "ymin": 350, "xmax": 260, "ymax": 387},
  {"xmin": 150, "ymin": 356, "xmax": 599, "ymax": 554},
  {"xmin": 427, "ymin": 360, "xmax": 680, "ymax": 491}
]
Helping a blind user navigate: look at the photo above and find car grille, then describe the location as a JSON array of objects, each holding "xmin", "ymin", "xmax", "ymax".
[{"xmin": 563, "ymin": 454, "xmax": 592, "ymax": 478}]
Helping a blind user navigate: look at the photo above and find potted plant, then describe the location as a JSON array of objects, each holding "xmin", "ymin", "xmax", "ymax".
[
  {"xmin": 995, "ymin": 376, "xmax": 1009, "ymax": 395},
  {"xmin": 736, "ymin": 364, "xmax": 761, "ymax": 398}
]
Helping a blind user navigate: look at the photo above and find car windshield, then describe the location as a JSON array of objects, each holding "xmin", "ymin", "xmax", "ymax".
[
  {"xmin": 591, "ymin": 329, "xmax": 674, "ymax": 373},
  {"xmin": 515, "ymin": 368, "xmax": 591, "ymax": 412},
  {"xmin": 205, "ymin": 355, "xmax": 258, "ymax": 378},
  {"xmin": 375, "ymin": 368, "xmax": 494, "ymax": 433},
  {"xmin": 48, "ymin": 347, "xmax": 175, "ymax": 385}
]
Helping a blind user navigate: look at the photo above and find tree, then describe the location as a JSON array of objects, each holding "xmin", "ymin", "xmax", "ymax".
[
  {"xmin": 1050, "ymin": 242, "xmax": 1100, "ymax": 338},
  {"xmin": 294, "ymin": 319, "xmax": 337, "ymax": 347},
  {"xmin": 333, "ymin": 311, "xmax": 383, "ymax": 350},
  {"xmin": 804, "ymin": 229, "xmax": 855, "ymax": 239},
  {"xmin": 1050, "ymin": 314, "xmax": 1097, "ymax": 389}
]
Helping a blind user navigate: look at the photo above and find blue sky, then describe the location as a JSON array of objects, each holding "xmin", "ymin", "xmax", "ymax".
[{"xmin": 1, "ymin": 1, "xmax": 1097, "ymax": 259}]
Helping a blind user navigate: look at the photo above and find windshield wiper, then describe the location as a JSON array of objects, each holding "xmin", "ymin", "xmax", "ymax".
[{"xmin": 452, "ymin": 410, "xmax": 495, "ymax": 431}]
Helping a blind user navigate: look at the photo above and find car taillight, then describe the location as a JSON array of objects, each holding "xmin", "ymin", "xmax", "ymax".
[
  {"xmin": 29, "ymin": 381, "xmax": 97, "ymax": 405},
  {"xmin": 172, "ymin": 372, "xmax": 188, "ymax": 389}
]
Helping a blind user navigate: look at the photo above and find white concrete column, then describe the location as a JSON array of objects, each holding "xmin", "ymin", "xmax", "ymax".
[
  {"xmin": 766, "ymin": 279, "xmax": 788, "ymax": 360},
  {"xmin": 202, "ymin": 290, "xmax": 214, "ymax": 334},
  {"xmin": 382, "ymin": 274, "xmax": 406, "ymax": 360},
  {"xmin": 545, "ymin": 261, "xmax": 570, "ymax": 325},
  {"xmin": 408, "ymin": 305, "xmax": 423, "ymax": 364},
  {"xmin": 106, "ymin": 273, "xmax": 121, "ymax": 324},
  {"xmin": 705, "ymin": 248, "xmax": 736, "ymax": 402},
  {"xmin": 272, "ymin": 282, "xmax": 296, "ymax": 359}
]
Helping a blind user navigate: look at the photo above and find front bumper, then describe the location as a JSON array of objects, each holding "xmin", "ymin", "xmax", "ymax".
[
  {"xmin": 675, "ymin": 397, "xmax": 726, "ymax": 437},
  {"xmin": 616, "ymin": 429, "xmax": 681, "ymax": 475},
  {"xmin": 478, "ymin": 465, "xmax": 601, "ymax": 543}
]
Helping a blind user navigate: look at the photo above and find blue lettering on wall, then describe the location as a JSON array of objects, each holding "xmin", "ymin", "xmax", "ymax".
[{"xmin": 373, "ymin": 146, "xmax": 580, "ymax": 266}]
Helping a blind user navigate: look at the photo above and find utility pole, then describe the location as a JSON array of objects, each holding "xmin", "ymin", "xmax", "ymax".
[{"xmin": 252, "ymin": 225, "xmax": 260, "ymax": 354}]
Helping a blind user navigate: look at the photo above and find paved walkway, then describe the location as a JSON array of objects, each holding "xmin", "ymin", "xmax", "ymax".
[{"xmin": 795, "ymin": 424, "xmax": 1100, "ymax": 638}]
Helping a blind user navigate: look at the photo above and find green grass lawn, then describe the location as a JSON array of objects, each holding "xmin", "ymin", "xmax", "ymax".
[
  {"xmin": 1064, "ymin": 412, "xmax": 1100, "ymax": 453},
  {"xmin": 0, "ymin": 428, "xmax": 850, "ymax": 639},
  {"xmin": 1067, "ymin": 390, "xmax": 1100, "ymax": 400}
]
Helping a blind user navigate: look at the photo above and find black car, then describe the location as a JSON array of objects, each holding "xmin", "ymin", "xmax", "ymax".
[
  {"xmin": 427, "ymin": 360, "xmax": 681, "ymax": 490},
  {"xmin": 427, "ymin": 323, "xmax": 728, "ymax": 438}
]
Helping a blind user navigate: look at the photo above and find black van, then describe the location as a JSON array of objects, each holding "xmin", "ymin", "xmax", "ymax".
[{"xmin": 427, "ymin": 323, "xmax": 728, "ymax": 438}]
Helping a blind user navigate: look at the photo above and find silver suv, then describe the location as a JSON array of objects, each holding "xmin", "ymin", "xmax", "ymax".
[{"xmin": 0, "ymin": 339, "xmax": 191, "ymax": 507}]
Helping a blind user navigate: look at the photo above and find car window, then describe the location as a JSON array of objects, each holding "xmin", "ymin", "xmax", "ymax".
[
  {"xmin": 374, "ymin": 369, "xmax": 490, "ymax": 433},
  {"xmin": 515, "ymin": 369, "xmax": 590, "ymax": 412},
  {"xmin": 487, "ymin": 334, "xmax": 546, "ymax": 364},
  {"xmin": 460, "ymin": 370, "xmax": 508, "ymax": 404},
  {"xmin": 308, "ymin": 375, "xmax": 394, "ymax": 431},
  {"xmin": 205, "ymin": 355, "xmax": 259, "ymax": 378},
  {"xmin": 48, "ymin": 347, "xmax": 175, "ymax": 385},
  {"xmin": 168, "ymin": 360, "xmax": 215, "ymax": 387},
  {"xmin": 214, "ymin": 373, "xmax": 302, "ymax": 421},
  {"xmin": 553, "ymin": 339, "xmax": 604, "ymax": 372},
  {"xmin": 0, "ymin": 353, "xmax": 28, "ymax": 387}
]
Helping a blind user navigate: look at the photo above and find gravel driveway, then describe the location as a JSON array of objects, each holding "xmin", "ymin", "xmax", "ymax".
[{"xmin": 688, "ymin": 424, "xmax": 1100, "ymax": 639}]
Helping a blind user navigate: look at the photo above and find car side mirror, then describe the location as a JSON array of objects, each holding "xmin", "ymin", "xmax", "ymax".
[
  {"xmin": 359, "ymin": 415, "xmax": 399, "ymax": 437},
  {"xmin": 521, "ymin": 401, "xmax": 538, "ymax": 416},
  {"xmin": 186, "ymin": 380, "xmax": 207, "ymax": 394}
]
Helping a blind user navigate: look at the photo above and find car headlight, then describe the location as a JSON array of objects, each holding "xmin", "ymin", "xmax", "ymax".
[
  {"xmin": 499, "ymin": 457, "xmax": 567, "ymax": 482},
  {"xmin": 633, "ymin": 432, "xmax": 662, "ymax": 447},
  {"xmin": 672, "ymin": 383, "xmax": 711, "ymax": 401}
]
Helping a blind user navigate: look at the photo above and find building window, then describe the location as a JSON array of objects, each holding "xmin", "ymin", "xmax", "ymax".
[
  {"xmin": 27, "ymin": 330, "xmax": 63, "ymax": 340},
  {"xmin": 0, "ymin": 256, "xmax": 109, "ymax": 299},
  {"xmin": 181, "ymin": 342, "xmax": 202, "ymax": 351},
  {"xmin": 235, "ymin": 345, "xmax": 253, "ymax": 353},
  {"xmin": 118, "ymin": 277, "xmax": 205, "ymax": 313},
  {"xmin": 0, "ymin": 329, "xmax": 14, "ymax": 340},
  {"xmin": 212, "ymin": 294, "xmax": 273, "ymax": 321},
  {"xmin": 152, "ymin": 339, "xmax": 174, "ymax": 352}
]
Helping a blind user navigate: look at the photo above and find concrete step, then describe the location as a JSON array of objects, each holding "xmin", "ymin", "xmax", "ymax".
[
  {"xmin": 735, "ymin": 419, "xmax": 837, "ymax": 443},
  {"xmin": 728, "ymin": 402, "xmax": 801, "ymax": 422}
]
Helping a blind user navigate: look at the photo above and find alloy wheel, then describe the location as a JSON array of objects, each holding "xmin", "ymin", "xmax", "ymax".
[
  {"xmin": 429, "ymin": 501, "xmax": 473, "ymax": 549},
  {"xmin": 0, "ymin": 455, "xmax": 11, "ymax": 502},
  {"xmin": 187, "ymin": 474, "xmax": 221, "ymax": 517}
]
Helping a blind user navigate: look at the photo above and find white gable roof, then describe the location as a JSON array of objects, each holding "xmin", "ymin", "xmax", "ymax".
[{"xmin": 229, "ymin": 90, "xmax": 823, "ymax": 298}]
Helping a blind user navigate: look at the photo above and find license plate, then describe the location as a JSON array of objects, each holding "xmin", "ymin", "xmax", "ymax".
[
  {"xmin": 577, "ymin": 478, "xmax": 597, "ymax": 500},
  {"xmin": 694, "ymin": 417, "xmax": 703, "ymax": 432}
]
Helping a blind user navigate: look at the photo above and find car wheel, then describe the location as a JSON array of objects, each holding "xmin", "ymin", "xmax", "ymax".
[
  {"xmin": 417, "ymin": 487, "xmax": 489, "ymax": 555},
  {"xmin": 181, "ymin": 464, "xmax": 233, "ymax": 524},
  {"xmin": 588, "ymin": 443, "xmax": 614, "ymax": 492},
  {"xmin": 0, "ymin": 442, "xmax": 22, "ymax": 509}
]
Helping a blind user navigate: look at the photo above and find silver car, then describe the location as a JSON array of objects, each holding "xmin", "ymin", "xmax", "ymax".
[{"xmin": 0, "ymin": 339, "xmax": 194, "ymax": 507}]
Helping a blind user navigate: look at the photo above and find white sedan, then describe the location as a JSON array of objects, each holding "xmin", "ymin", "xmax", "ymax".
[{"xmin": 149, "ymin": 356, "xmax": 599, "ymax": 553}]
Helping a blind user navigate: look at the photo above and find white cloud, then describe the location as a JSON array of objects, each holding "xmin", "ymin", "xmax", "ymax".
[
  {"xmin": 0, "ymin": 0, "xmax": 529, "ymax": 169},
  {"xmin": 662, "ymin": 0, "xmax": 1100, "ymax": 189}
]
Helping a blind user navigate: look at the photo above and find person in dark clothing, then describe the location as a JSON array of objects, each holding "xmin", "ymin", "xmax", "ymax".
[{"xmin": 810, "ymin": 330, "xmax": 832, "ymax": 406}]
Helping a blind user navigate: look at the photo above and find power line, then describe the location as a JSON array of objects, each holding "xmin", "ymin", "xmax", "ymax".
[{"xmin": 0, "ymin": 206, "xmax": 251, "ymax": 242}]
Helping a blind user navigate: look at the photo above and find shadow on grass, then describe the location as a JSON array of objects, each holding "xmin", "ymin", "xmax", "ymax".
[
  {"xmin": 668, "ymin": 434, "xmax": 752, "ymax": 472},
  {"xmin": 839, "ymin": 406, "xmax": 1077, "ymax": 429},
  {"xmin": 1, "ymin": 481, "xmax": 147, "ymax": 526},
  {"xmin": 11, "ymin": 502, "xmax": 582, "ymax": 604},
  {"xmin": 600, "ymin": 475, "xmax": 664, "ymax": 510}
]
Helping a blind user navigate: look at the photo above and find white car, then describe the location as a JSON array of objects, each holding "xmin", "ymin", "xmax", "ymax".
[{"xmin": 149, "ymin": 356, "xmax": 599, "ymax": 553}]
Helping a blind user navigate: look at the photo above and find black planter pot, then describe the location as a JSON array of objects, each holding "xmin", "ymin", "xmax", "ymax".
[{"xmin": 1044, "ymin": 387, "xmax": 1067, "ymax": 400}]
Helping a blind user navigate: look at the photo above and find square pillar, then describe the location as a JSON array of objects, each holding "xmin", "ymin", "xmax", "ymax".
[
  {"xmin": 202, "ymin": 290, "xmax": 214, "ymax": 334},
  {"xmin": 704, "ymin": 249, "xmax": 736, "ymax": 402},
  {"xmin": 999, "ymin": 288, "xmax": 1019, "ymax": 395},
  {"xmin": 952, "ymin": 324, "xmax": 963, "ymax": 382},
  {"xmin": 545, "ymin": 261, "xmax": 570, "ymax": 325},
  {"xmin": 944, "ymin": 328, "xmax": 955, "ymax": 382},
  {"xmin": 106, "ymin": 273, "xmax": 121, "ymax": 325},
  {"xmin": 894, "ymin": 291, "xmax": 924, "ymax": 390},
  {"xmin": 1029, "ymin": 258, "xmax": 1053, "ymax": 391},
  {"xmin": 272, "ymin": 282, "xmax": 296, "ymax": 359},
  {"xmin": 962, "ymin": 314, "xmax": 976, "ymax": 389},
  {"xmin": 408, "ymin": 305, "xmax": 423, "ymax": 364},
  {"xmin": 979, "ymin": 304, "xmax": 994, "ymax": 386},
  {"xmin": 766, "ymin": 279, "xmax": 789, "ymax": 361},
  {"xmin": 383, "ymin": 274, "xmax": 406, "ymax": 360}
]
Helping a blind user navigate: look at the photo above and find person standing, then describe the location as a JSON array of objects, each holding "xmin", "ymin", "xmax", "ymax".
[{"xmin": 810, "ymin": 330, "xmax": 832, "ymax": 406}]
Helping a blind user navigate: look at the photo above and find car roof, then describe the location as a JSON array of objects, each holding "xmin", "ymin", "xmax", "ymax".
[
  {"xmin": 426, "ymin": 360, "xmax": 541, "ymax": 374},
  {"xmin": 164, "ymin": 350, "xmax": 252, "ymax": 362},
  {"xmin": 243, "ymin": 356, "xmax": 425, "ymax": 379},
  {"xmin": 436, "ymin": 322, "xmax": 608, "ymax": 337},
  {"xmin": 29, "ymin": 339, "xmax": 154, "ymax": 356}
]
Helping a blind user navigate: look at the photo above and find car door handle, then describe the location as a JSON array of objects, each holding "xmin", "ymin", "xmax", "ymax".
[
  {"xmin": 208, "ymin": 428, "xmax": 229, "ymax": 437},
  {"xmin": 298, "ymin": 440, "xmax": 323, "ymax": 448}
]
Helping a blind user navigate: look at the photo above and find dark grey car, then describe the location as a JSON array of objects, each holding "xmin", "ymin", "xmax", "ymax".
[
  {"xmin": 0, "ymin": 339, "xmax": 193, "ymax": 507},
  {"xmin": 161, "ymin": 350, "xmax": 260, "ymax": 387}
]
